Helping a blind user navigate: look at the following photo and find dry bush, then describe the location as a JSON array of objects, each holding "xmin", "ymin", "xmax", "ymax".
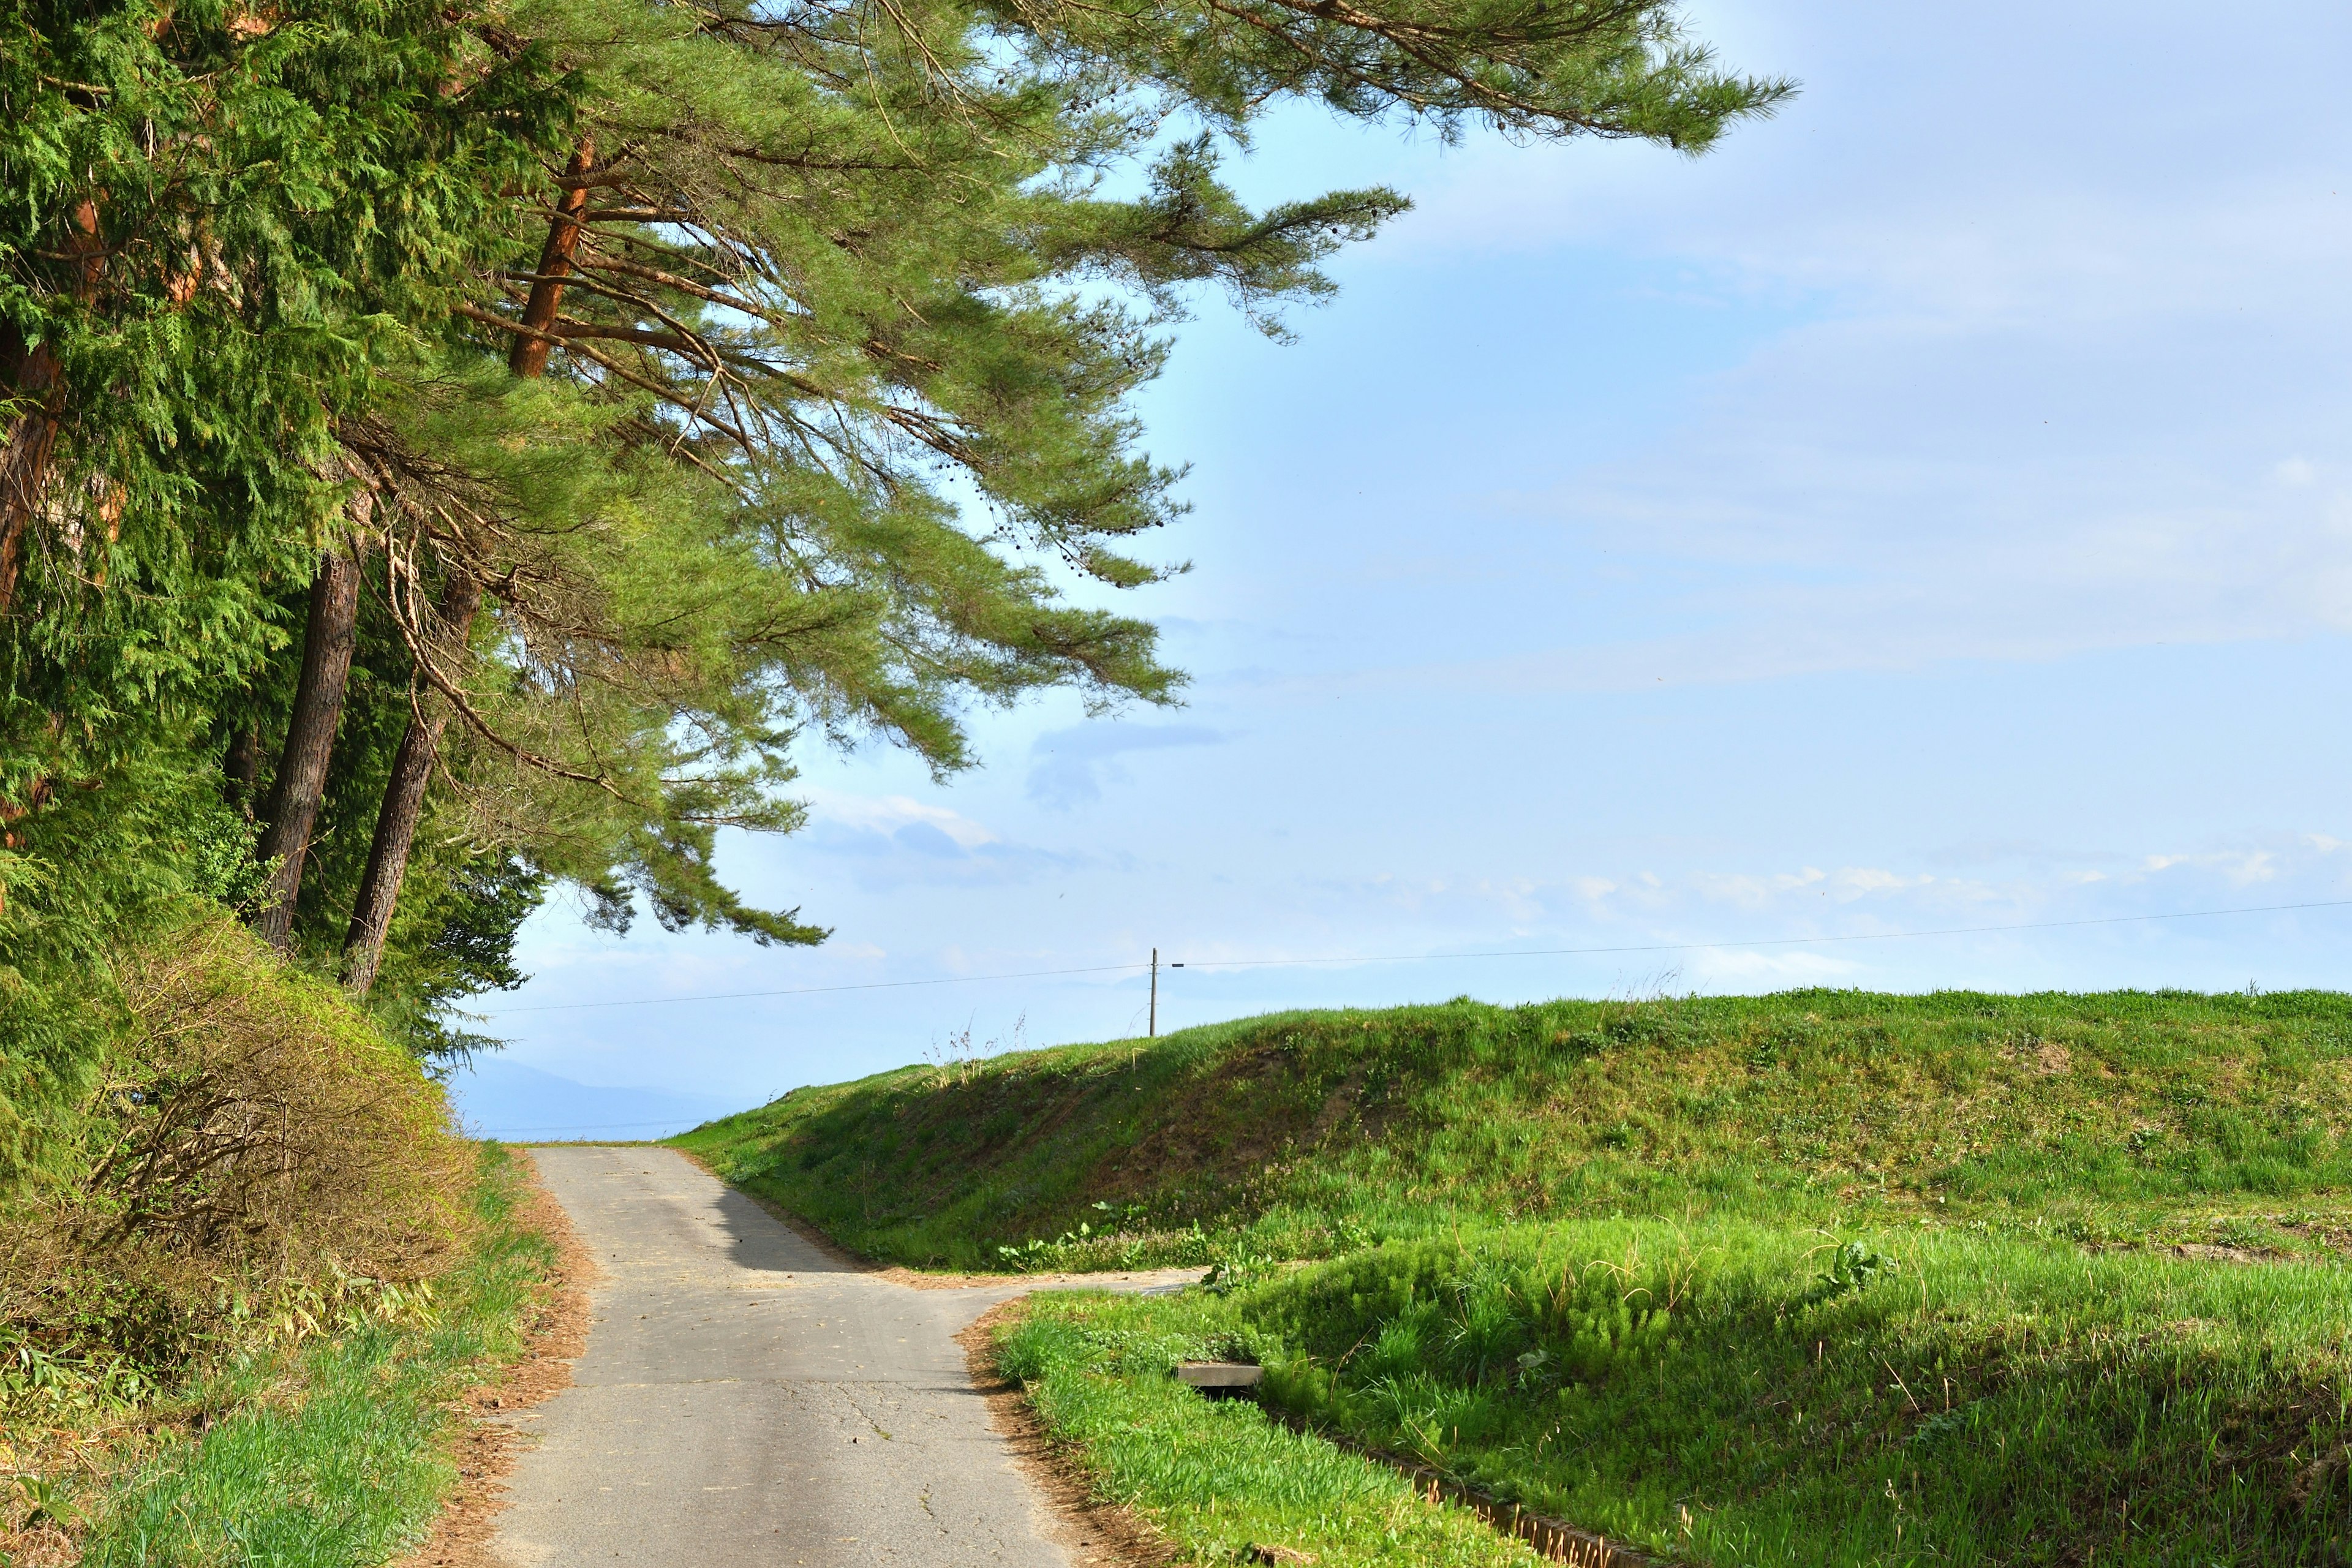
[
  {"xmin": 81, "ymin": 913, "xmax": 472, "ymax": 1277},
  {"xmin": 1, "ymin": 911, "xmax": 475, "ymax": 1398},
  {"xmin": 1, "ymin": 913, "xmax": 479, "ymax": 1552}
]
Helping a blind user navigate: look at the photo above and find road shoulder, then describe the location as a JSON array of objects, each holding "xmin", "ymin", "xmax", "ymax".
[{"xmin": 392, "ymin": 1150, "xmax": 597, "ymax": 1568}]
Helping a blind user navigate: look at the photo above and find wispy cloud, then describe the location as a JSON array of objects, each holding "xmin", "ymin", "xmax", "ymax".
[
  {"xmin": 796, "ymin": 789, "xmax": 1080, "ymax": 886},
  {"xmin": 1027, "ymin": 724, "xmax": 1226, "ymax": 809}
]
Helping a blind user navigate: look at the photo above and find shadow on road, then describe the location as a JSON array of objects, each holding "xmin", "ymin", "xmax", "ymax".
[{"xmin": 708, "ymin": 1178, "xmax": 869, "ymax": 1276}]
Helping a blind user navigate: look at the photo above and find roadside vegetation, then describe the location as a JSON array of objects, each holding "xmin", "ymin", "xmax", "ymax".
[
  {"xmin": 0, "ymin": 913, "xmax": 557, "ymax": 1566},
  {"xmin": 2, "ymin": 2, "xmax": 1785, "ymax": 1561},
  {"xmin": 685, "ymin": 990, "xmax": 2352, "ymax": 1563},
  {"xmin": 73, "ymin": 1149, "xmax": 554, "ymax": 1568},
  {"xmin": 998, "ymin": 1291, "xmax": 1547, "ymax": 1567}
]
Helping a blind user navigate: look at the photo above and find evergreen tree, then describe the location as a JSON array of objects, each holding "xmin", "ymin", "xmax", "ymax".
[
  {"xmin": 328, "ymin": 0, "xmax": 1787, "ymax": 996},
  {"xmin": 0, "ymin": 0, "xmax": 1787, "ymax": 1172},
  {"xmin": 0, "ymin": 0, "xmax": 566, "ymax": 1178}
]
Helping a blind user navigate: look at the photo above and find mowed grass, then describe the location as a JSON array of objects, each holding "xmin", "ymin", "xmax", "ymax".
[
  {"xmin": 77, "ymin": 1145, "xmax": 557, "ymax": 1568},
  {"xmin": 679, "ymin": 989, "xmax": 2352, "ymax": 1270}
]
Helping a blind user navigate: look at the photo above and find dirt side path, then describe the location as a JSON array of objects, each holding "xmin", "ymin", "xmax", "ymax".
[
  {"xmin": 956, "ymin": 1298, "xmax": 1174, "ymax": 1567},
  {"xmin": 393, "ymin": 1150, "xmax": 596, "ymax": 1568}
]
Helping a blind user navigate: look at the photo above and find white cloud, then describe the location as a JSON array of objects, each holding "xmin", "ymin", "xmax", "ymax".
[{"xmin": 802, "ymin": 789, "xmax": 999, "ymax": 848}]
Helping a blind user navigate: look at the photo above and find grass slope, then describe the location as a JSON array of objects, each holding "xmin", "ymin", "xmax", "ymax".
[
  {"xmin": 679, "ymin": 989, "xmax": 2352, "ymax": 1269},
  {"xmin": 687, "ymin": 990, "xmax": 2352, "ymax": 1565},
  {"xmin": 1244, "ymin": 1223, "xmax": 2352, "ymax": 1562}
]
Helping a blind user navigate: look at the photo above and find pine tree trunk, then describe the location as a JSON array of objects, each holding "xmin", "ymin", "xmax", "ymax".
[
  {"xmin": 508, "ymin": 138, "xmax": 597, "ymax": 377},
  {"xmin": 222, "ymin": 725, "xmax": 262, "ymax": 813},
  {"xmin": 340, "ymin": 154, "xmax": 594, "ymax": 985},
  {"xmin": 338, "ymin": 156, "xmax": 592, "ymax": 984},
  {"xmin": 341, "ymin": 570, "xmax": 481, "ymax": 993},
  {"xmin": 251, "ymin": 539, "xmax": 364, "ymax": 949}
]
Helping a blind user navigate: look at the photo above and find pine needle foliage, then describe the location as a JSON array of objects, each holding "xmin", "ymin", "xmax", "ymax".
[{"xmin": 0, "ymin": 0, "xmax": 1785, "ymax": 1172}]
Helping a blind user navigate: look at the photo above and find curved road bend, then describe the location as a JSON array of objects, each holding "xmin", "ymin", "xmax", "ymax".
[{"xmin": 493, "ymin": 1145, "xmax": 1188, "ymax": 1567}]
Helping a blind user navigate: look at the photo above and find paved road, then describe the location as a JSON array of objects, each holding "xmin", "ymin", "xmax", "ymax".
[{"xmin": 492, "ymin": 1146, "xmax": 1175, "ymax": 1568}]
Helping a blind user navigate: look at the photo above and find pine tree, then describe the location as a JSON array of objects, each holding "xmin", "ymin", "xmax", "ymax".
[
  {"xmin": 0, "ymin": 0, "xmax": 1788, "ymax": 1150},
  {"xmin": 331, "ymin": 0, "xmax": 1785, "ymax": 993}
]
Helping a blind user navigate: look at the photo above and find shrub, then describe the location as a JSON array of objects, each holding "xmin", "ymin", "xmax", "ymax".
[{"xmin": 1, "ymin": 911, "xmax": 474, "ymax": 1403}]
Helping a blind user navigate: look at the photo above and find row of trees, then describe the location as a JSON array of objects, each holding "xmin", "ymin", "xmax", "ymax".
[{"xmin": 0, "ymin": 0, "xmax": 1784, "ymax": 1182}]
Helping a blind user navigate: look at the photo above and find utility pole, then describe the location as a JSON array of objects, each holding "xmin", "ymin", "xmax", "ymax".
[{"xmin": 1149, "ymin": 948, "xmax": 1158, "ymax": 1038}]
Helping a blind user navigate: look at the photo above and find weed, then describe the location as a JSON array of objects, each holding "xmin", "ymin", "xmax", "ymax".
[{"xmin": 1801, "ymin": 1238, "xmax": 1895, "ymax": 1305}]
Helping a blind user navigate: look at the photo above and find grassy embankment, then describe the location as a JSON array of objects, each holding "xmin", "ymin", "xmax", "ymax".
[
  {"xmin": 1, "ymin": 915, "xmax": 562, "ymax": 1566},
  {"xmin": 682, "ymin": 990, "xmax": 2352, "ymax": 1564},
  {"xmin": 72, "ymin": 1146, "xmax": 556, "ymax": 1568}
]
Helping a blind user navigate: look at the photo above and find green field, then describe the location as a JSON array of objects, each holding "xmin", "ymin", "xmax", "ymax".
[{"xmin": 683, "ymin": 990, "xmax": 2352, "ymax": 1564}]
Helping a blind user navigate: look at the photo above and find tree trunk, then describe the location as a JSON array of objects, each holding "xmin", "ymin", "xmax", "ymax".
[
  {"xmin": 0, "ymin": 345, "xmax": 65, "ymax": 614},
  {"xmin": 222, "ymin": 725, "xmax": 262, "ymax": 814},
  {"xmin": 340, "ymin": 155, "xmax": 592, "ymax": 982},
  {"xmin": 0, "ymin": 200, "xmax": 106, "ymax": 614},
  {"xmin": 508, "ymin": 138, "xmax": 597, "ymax": 378},
  {"xmin": 341, "ymin": 570, "xmax": 481, "ymax": 993},
  {"xmin": 251, "ymin": 538, "xmax": 364, "ymax": 949}
]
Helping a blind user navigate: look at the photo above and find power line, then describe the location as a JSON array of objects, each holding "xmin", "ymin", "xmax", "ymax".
[
  {"xmin": 466, "ymin": 1118, "xmax": 709, "ymax": 1134},
  {"xmin": 488, "ymin": 960, "xmax": 1148, "ymax": 1013},
  {"xmin": 474, "ymin": 895, "xmax": 2352, "ymax": 1016}
]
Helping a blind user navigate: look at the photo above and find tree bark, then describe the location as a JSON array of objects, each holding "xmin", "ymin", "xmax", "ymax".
[
  {"xmin": 0, "ymin": 345, "xmax": 65, "ymax": 614},
  {"xmin": 251, "ymin": 537, "xmax": 364, "ymax": 949},
  {"xmin": 508, "ymin": 138, "xmax": 597, "ymax": 378},
  {"xmin": 341, "ymin": 570, "xmax": 481, "ymax": 993},
  {"xmin": 342, "ymin": 155, "xmax": 594, "ymax": 984},
  {"xmin": 222, "ymin": 725, "xmax": 262, "ymax": 813},
  {"xmin": 0, "ymin": 200, "xmax": 105, "ymax": 615},
  {"xmin": 340, "ymin": 154, "xmax": 594, "ymax": 983}
]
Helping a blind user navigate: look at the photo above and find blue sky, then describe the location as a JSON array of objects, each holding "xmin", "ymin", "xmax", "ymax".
[{"xmin": 448, "ymin": 0, "xmax": 2352, "ymax": 1137}]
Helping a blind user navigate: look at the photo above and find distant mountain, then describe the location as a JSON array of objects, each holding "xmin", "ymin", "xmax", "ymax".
[{"xmin": 444, "ymin": 1057, "xmax": 747, "ymax": 1142}]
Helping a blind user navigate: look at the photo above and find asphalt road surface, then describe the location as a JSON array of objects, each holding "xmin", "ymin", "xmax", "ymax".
[{"xmin": 493, "ymin": 1145, "xmax": 1182, "ymax": 1567}]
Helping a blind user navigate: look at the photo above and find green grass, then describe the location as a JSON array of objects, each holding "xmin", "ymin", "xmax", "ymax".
[
  {"xmin": 1005, "ymin": 1228, "xmax": 2352, "ymax": 1566},
  {"xmin": 1243, "ymin": 1223, "xmax": 2352, "ymax": 1564},
  {"xmin": 75, "ymin": 1145, "xmax": 556, "ymax": 1567},
  {"xmin": 677, "ymin": 989, "xmax": 2352, "ymax": 1270},
  {"xmin": 997, "ymin": 1289, "xmax": 1546, "ymax": 1567},
  {"xmin": 692, "ymin": 990, "xmax": 2352, "ymax": 1564}
]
